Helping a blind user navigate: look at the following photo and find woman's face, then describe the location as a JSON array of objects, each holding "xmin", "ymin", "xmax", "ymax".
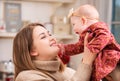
[{"xmin": 31, "ymin": 26, "xmax": 59, "ymax": 61}]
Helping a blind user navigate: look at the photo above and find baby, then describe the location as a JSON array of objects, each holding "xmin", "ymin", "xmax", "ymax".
[{"xmin": 58, "ymin": 4, "xmax": 120, "ymax": 81}]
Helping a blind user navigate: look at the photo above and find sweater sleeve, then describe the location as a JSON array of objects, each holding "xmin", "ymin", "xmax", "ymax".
[
  {"xmin": 66, "ymin": 61, "xmax": 93, "ymax": 81},
  {"xmin": 87, "ymin": 24, "xmax": 111, "ymax": 54}
]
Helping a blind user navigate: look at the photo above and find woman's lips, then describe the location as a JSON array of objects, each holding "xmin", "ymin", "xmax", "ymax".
[{"xmin": 50, "ymin": 41, "xmax": 57, "ymax": 47}]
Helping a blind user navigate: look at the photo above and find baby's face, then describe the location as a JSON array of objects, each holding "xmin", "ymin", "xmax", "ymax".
[{"xmin": 70, "ymin": 16, "xmax": 87, "ymax": 35}]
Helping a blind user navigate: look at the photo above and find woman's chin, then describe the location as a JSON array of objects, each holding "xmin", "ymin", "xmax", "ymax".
[
  {"xmin": 54, "ymin": 47, "xmax": 60, "ymax": 54},
  {"xmin": 52, "ymin": 56, "xmax": 58, "ymax": 60}
]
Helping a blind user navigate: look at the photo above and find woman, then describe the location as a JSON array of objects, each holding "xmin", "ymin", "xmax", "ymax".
[{"xmin": 13, "ymin": 23, "xmax": 96, "ymax": 81}]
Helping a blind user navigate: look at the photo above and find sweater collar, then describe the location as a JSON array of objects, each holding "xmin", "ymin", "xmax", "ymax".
[{"xmin": 33, "ymin": 60, "xmax": 60, "ymax": 72}]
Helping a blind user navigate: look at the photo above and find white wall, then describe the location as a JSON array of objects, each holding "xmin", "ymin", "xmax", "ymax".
[
  {"xmin": 90, "ymin": 0, "xmax": 112, "ymax": 28},
  {"xmin": 21, "ymin": 2, "xmax": 54, "ymax": 23},
  {"xmin": 0, "ymin": 38, "xmax": 13, "ymax": 61},
  {"xmin": 0, "ymin": 2, "xmax": 4, "ymax": 20}
]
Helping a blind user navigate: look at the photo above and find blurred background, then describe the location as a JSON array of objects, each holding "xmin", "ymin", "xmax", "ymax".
[{"xmin": 0, "ymin": 0, "xmax": 120, "ymax": 81}]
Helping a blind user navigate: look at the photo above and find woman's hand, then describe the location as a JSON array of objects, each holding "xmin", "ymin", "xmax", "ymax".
[{"xmin": 82, "ymin": 33, "xmax": 97, "ymax": 66}]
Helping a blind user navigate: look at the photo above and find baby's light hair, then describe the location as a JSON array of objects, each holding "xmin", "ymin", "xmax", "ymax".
[
  {"xmin": 68, "ymin": 4, "xmax": 100, "ymax": 21},
  {"xmin": 68, "ymin": 8, "xmax": 74, "ymax": 18}
]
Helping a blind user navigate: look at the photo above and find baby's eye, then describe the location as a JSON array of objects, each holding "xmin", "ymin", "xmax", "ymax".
[
  {"xmin": 49, "ymin": 34, "xmax": 52, "ymax": 36},
  {"xmin": 49, "ymin": 33, "xmax": 52, "ymax": 36},
  {"xmin": 72, "ymin": 24, "xmax": 75, "ymax": 26}
]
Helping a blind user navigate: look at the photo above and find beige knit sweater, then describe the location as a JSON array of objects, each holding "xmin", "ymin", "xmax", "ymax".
[{"xmin": 15, "ymin": 60, "xmax": 92, "ymax": 81}]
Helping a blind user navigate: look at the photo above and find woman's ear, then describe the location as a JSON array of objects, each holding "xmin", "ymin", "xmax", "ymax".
[{"xmin": 30, "ymin": 49, "xmax": 38, "ymax": 56}]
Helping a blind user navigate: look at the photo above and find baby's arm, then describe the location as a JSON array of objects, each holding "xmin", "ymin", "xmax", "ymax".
[
  {"xmin": 58, "ymin": 39, "xmax": 84, "ymax": 64},
  {"xmin": 59, "ymin": 39, "xmax": 84, "ymax": 56},
  {"xmin": 87, "ymin": 24, "xmax": 111, "ymax": 54}
]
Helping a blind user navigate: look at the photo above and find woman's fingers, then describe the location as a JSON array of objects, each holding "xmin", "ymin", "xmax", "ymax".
[
  {"xmin": 84, "ymin": 33, "xmax": 89, "ymax": 52},
  {"xmin": 84, "ymin": 33, "xmax": 89, "ymax": 47},
  {"xmin": 82, "ymin": 33, "xmax": 97, "ymax": 65}
]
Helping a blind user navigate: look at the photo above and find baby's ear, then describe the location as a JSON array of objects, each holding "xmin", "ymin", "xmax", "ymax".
[{"xmin": 81, "ymin": 16, "xmax": 87, "ymax": 25}]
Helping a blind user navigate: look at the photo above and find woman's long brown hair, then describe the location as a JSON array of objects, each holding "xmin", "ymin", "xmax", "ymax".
[{"xmin": 13, "ymin": 23, "xmax": 65, "ymax": 80}]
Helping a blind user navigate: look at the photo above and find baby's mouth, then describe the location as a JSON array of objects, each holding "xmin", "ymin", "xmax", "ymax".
[{"xmin": 76, "ymin": 32, "xmax": 79, "ymax": 34}]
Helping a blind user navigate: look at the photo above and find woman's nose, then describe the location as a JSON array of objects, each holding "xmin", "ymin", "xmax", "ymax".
[{"xmin": 49, "ymin": 35, "xmax": 56, "ymax": 41}]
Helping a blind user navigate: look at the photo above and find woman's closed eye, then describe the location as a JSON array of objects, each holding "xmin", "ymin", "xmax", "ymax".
[{"xmin": 40, "ymin": 33, "xmax": 52, "ymax": 39}]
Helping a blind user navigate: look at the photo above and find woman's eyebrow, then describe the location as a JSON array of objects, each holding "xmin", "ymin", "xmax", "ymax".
[
  {"xmin": 38, "ymin": 31, "xmax": 49, "ymax": 37},
  {"xmin": 38, "ymin": 32, "xmax": 45, "ymax": 37}
]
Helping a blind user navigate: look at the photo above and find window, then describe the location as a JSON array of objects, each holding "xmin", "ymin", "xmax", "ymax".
[{"xmin": 111, "ymin": 0, "xmax": 120, "ymax": 44}]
